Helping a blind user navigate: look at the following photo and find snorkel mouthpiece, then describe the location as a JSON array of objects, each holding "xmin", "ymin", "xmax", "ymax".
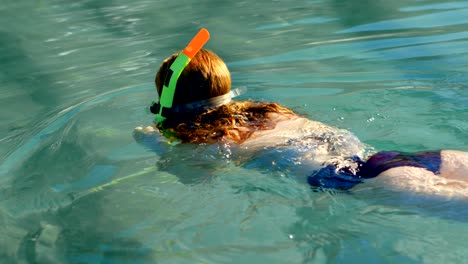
[{"xmin": 152, "ymin": 28, "xmax": 210, "ymax": 124}]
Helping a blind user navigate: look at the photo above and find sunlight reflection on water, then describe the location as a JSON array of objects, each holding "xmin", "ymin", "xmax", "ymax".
[{"xmin": 1, "ymin": 0, "xmax": 468, "ymax": 263}]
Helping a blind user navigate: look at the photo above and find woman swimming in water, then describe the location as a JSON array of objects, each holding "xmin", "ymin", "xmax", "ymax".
[{"xmin": 135, "ymin": 29, "xmax": 468, "ymax": 197}]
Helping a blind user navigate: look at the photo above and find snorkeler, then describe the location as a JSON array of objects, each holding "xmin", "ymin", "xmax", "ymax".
[{"xmin": 135, "ymin": 28, "xmax": 468, "ymax": 197}]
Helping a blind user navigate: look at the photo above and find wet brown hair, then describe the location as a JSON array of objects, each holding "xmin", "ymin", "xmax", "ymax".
[
  {"xmin": 155, "ymin": 49, "xmax": 231, "ymax": 104},
  {"xmin": 155, "ymin": 49, "xmax": 295, "ymax": 143}
]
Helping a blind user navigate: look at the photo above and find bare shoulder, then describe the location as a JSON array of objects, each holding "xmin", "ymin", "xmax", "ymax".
[
  {"xmin": 242, "ymin": 114, "xmax": 309, "ymax": 147},
  {"xmin": 242, "ymin": 113, "xmax": 365, "ymax": 155}
]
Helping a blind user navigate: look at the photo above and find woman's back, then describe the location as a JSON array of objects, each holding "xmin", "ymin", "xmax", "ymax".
[{"xmin": 236, "ymin": 113, "xmax": 369, "ymax": 182}]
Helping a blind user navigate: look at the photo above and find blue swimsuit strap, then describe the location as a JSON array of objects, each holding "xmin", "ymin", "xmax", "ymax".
[{"xmin": 307, "ymin": 156, "xmax": 364, "ymax": 190}]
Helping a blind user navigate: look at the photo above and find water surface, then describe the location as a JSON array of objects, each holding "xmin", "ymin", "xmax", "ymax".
[{"xmin": 1, "ymin": 0, "xmax": 467, "ymax": 263}]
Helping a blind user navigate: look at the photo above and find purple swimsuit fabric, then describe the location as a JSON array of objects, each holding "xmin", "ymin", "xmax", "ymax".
[
  {"xmin": 358, "ymin": 151, "xmax": 442, "ymax": 178},
  {"xmin": 307, "ymin": 151, "xmax": 442, "ymax": 190}
]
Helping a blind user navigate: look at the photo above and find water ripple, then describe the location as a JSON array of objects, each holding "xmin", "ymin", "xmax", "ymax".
[{"xmin": 339, "ymin": 9, "xmax": 468, "ymax": 33}]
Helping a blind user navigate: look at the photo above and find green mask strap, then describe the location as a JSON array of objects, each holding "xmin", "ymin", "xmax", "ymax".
[{"xmin": 153, "ymin": 28, "xmax": 210, "ymax": 124}]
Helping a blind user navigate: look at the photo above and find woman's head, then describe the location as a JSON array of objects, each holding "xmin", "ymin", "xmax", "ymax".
[
  {"xmin": 155, "ymin": 49, "xmax": 231, "ymax": 105},
  {"xmin": 154, "ymin": 49, "xmax": 295, "ymax": 144}
]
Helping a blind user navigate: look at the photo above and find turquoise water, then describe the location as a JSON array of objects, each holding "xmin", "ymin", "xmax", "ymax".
[{"xmin": 1, "ymin": 0, "xmax": 468, "ymax": 263}]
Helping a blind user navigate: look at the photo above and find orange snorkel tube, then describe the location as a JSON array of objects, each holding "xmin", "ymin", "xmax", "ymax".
[{"xmin": 150, "ymin": 28, "xmax": 211, "ymax": 124}]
